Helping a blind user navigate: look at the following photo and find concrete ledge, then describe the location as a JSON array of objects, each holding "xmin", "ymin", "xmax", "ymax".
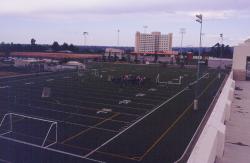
[
  {"xmin": 233, "ymin": 70, "xmax": 246, "ymax": 81},
  {"xmin": 187, "ymin": 72, "xmax": 235, "ymax": 163},
  {"xmin": 187, "ymin": 126, "xmax": 218, "ymax": 163}
]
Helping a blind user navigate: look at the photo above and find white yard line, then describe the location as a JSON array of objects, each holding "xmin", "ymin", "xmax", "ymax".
[
  {"xmin": 83, "ymin": 86, "xmax": 187, "ymax": 158},
  {"xmin": 83, "ymin": 72, "xmax": 210, "ymax": 158},
  {"xmin": 0, "ymin": 158, "xmax": 12, "ymax": 163},
  {"xmin": 25, "ymin": 82, "xmax": 34, "ymax": 85},
  {"xmin": 46, "ymin": 79, "xmax": 54, "ymax": 82},
  {"xmin": 0, "ymin": 86, "xmax": 10, "ymax": 89}
]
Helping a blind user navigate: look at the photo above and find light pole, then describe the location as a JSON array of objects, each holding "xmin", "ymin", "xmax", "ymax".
[
  {"xmin": 218, "ymin": 33, "xmax": 223, "ymax": 79},
  {"xmin": 83, "ymin": 32, "xmax": 88, "ymax": 46},
  {"xmin": 117, "ymin": 29, "xmax": 120, "ymax": 47},
  {"xmin": 180, "ymin": 28, "xmax": 186, "ymax": 57},
  {"xmin": 143, "ymin": 26, "xmax": 148, "ymax": 62},
  {"xmin": 143, "ymin": 25, "xmax": 148, "ymax": 33},
  {"xmin": 194, "ymin": 14, "xmax": 203, "ymax": 111}
]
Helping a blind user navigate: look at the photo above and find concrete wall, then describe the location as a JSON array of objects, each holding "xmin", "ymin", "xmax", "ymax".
[
  {"xmin": 208, "ymin": 58, "xmax": 232, "ymax": 69},
  {"xmin": 187, "ymin": 72, "xmax": 235, "ymax": 163}
]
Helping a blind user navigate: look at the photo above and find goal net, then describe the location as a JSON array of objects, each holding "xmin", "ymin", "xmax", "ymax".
[{"xmin": 0, "ymin": 113, "xmax": 58, "ymax": 148}]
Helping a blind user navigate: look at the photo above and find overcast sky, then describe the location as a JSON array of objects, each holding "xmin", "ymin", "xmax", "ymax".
[{"xmin": 0, "ymin": 0, "xmax": 250, "ymax": 47}]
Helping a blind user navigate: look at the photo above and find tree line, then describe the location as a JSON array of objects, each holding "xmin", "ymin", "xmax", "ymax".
[
  {"xmin": 0, "ymin": 38, "xmax": 79, "ymax": 55},
  {"xmin": 175, "ymin": 43, "xmax": 233, "ymax": 59},
  {"xmin": 0, "ymin": 39, "xmax": 233, "ymax": 58}
]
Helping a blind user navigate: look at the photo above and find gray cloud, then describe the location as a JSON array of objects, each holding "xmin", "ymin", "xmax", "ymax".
[{"xmin": 1, "ymin": 0, "xmax": 250, "ymax": 16}]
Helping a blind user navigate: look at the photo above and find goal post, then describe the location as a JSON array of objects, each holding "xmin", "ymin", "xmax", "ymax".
[
  {"xmin": 42, "ymin": 122, "xmax": 58, "ymax": 148},
  {"xmin": 0, "ymin": 113, "xmax": 12, "ymax": 135},
  {"xmin": 0, "ymin": 113, "xmax": 58, "ymax": 147}
]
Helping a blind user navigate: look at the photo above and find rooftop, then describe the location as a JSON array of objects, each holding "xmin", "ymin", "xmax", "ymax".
[
  {"xmin": 10, "ymin": 52, "xmax": 102, "ymax": 59},
  {"xmin": 218, "ymin": 81, "xmax": 250, "ymax": 163}
]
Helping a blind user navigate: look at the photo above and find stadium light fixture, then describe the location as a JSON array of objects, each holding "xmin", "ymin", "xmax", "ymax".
[
  {"xmin": 194, "ymin": 14, "xmax": 203, "ymax": 111},
  {"xmin": 83, "ymin": 32, "xmax": 88, "ymax": 46},
  {"xmin": 143, "ymin": 25, "xmax": 148, "ymax": 33}
]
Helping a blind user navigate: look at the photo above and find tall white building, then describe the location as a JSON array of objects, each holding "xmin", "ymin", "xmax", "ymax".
[{"xmin": 135, "ymin": 32, "xmax": 173, "ymax": 53}]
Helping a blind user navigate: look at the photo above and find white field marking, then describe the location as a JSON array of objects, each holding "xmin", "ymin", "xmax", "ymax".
[
  {"xmin": 96, "ymin": 111, "xmax": 108, "ymax": 114},
  {"xmin": 1, "ymin": 72, "xmax": 58, "ymax": 83},
  {"xmin": 53, "ymin": 97, "xmax": 149, "ymax": 112},
  {"xmin": 188, "ymin": 73, "xmax": 209, "ymax": 86},
  {"xmin": 83, "ymin": 72, "xmax": 210, "ymax": 158},
  {"xmin": 57, "ymin": 84, "xmax": 162, "ymax": 102},
  {"xmin": 148, "ymin": 88, "xmax": 157, "ymax": 92},
  {"xmin": 0, "ymin": 86, "xmax": 10, "ymax": 89},
  {"xmin": 0, "ymin": 158, "xmax": 11, "ymax": 163},
  {"xmin": 118, "ymin": 100, "xmax": 131, "ymax": 105},
  {"xmin": 0, "ymin": 131, "xmax": 12, "ymax": 136},
  {"xmin": 63, "ymin": 76, "xmax": 72, "ymax": 79},
  {"xmin": 135, "ymin": 93, "xmax": 146, "ymax": 97},
  {"xmin": 55, "ymin": 94, "xmax": 155, "ymax": 107},
  {"xmin": 83, "ymin": 86, "xmax": 188, "ymax": 158},
  {"xmin": 19, "ymin": 97, "xmax": 141, "ymax": 118},
  {"xmin": 18, "ymin": 103, "xmax": 128, "ymax": 124},
  {"xmin": 25, "ymin": 82, "xmax": 34, "ymax": 85},
  {"xmin": 44, "ymin": 141, "xmax": 57, "ymax": 148},
  {"xmin": 0, "ymin": 136, "xmax": 105, "ymax": 163},
  {"xmin": 46, "ymin": 79, "xmax": 54, "ymax": 82}
]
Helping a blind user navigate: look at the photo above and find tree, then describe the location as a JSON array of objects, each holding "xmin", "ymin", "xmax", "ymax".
[
  {"xmin": 51, "ymin": 41, "xmax": 60, "ymax": 52},
  {"xmin": 61, "ymin": 42, "xmax": 69, "ymax": 50},
  {"xmin": 68, "ymin": 44, "xmax": 77, "ymax": 52},
  {"xmin": 31, "ymin": 38, "xmax": 36, "ymax": 46}
]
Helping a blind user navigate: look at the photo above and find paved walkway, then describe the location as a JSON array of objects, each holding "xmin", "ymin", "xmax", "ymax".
[{"xmin": 220, "ymin": 81, "xmax": 250, "ymax": 163}]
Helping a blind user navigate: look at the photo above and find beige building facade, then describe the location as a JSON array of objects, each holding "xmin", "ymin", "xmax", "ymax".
[
  {"xmin": 135, "ymin": 32, "xmax": 173, "ymax": 53},
  {"xmin": 233, "ymin": 39, "xmax": 250, "ymax": 80}
]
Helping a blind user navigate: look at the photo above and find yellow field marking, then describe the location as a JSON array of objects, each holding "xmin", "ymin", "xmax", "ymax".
[
  {"xmin": 137, "ymin": 76, "xmax": 218, "ymax": 161},
  {"xmin": 61, "ymin": 113, "xmax": 120, "ymax": 144},
  {"xmin": 198, "ymin": 77, "xmax": 218, "ymax": 98},
  {"xmin": 138, "ymin": 102, "xmax": 194, "ymax": 161}
]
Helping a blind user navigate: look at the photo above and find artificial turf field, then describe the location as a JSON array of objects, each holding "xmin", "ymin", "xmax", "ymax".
[{"xmin": 0, "ymin": 62, "xmax": 225, "ymax": 163}]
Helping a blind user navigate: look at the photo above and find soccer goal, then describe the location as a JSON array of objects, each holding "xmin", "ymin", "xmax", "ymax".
[
  {"xmin": 0, "ymin": 113, "xmax": 58, "ymax": 148},
  {"xmin": 156, "ymin": 73, "xmax": 183, "ymax": 86}
]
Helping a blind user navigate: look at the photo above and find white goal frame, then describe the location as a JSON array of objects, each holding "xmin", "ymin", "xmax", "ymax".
[{"xmin": 0, "ymin": 112, "xmax": 58, "ymax": 148}]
